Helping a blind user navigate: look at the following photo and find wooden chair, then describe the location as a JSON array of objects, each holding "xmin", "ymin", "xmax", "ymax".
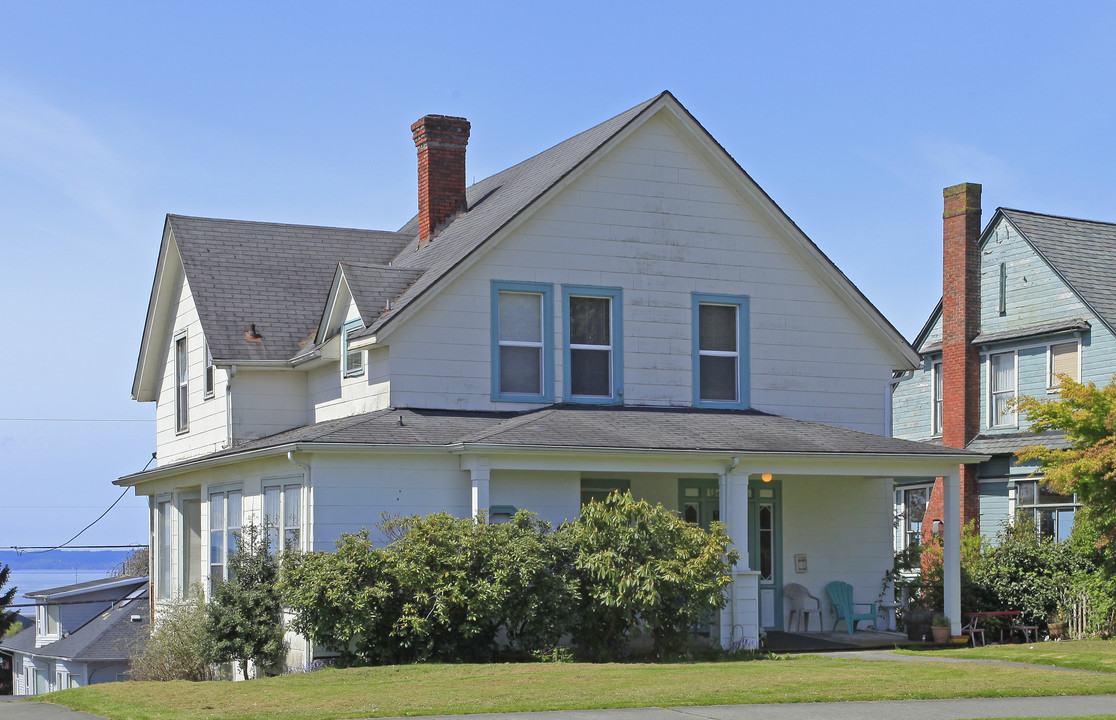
[
  {"xmin": 824, "ymin": 581, "xmax": 877, "ymax": 635},
  {"xmin": 783, "ymin": 583, "xmax": 822, "ymax": 632}
]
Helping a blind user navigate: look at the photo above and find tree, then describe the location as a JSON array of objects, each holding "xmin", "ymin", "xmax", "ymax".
[
  {"xmin": 0, "ymin": 564, "xmax": 18, "ymax": 639},
  {"xmin": 1016, "ymin": 376, "xmax": 1116, "ymax": 545},
  {"xmin": 204, "ymin": 523, "xmax": 287, "ymax": 678},
  {"xmin": 111, "ymin": 547, "xmax": 150, "ymax": 577}
]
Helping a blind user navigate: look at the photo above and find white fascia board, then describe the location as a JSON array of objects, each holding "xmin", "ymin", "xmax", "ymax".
[
  {"xmin": 653, "ymin": 104, "xmax": 920, "ymax": 370},
  {"xmin": 132, "ymin": 222, "xmax": 182, "ymax": 402},
  {"xmin": 114, "ymin": 442, "xmax": 450, "ymax": 487},
  {"xmin": 26, "ymin": 577, "xmax": 147, "ymax": 600},
  {"xmin": 370, "ymin": 96, "xmax": 669, "ymax": 346},
  {"xmin": 452, "ymin": 444, "xmax": 986, "ymax": 478},
  {"xmin": 315, "ymin": 264, "xmax": 350, "ymax": 343}
]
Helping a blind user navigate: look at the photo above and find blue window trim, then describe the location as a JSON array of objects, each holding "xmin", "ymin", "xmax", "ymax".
[
  {"xmin": 691, "ymin": 292, "xmax": 750, "ymax": 409},
  {"xmin": 342, "ymin": 319, "xmax": 365, "ymax": 378},
  {"xmin": 491, "ymin": 280, "xmax": 555, "ymax": 403},
  {"xmin": 562, "ymin": 285, "xmax": 623, "ymax": 405}
]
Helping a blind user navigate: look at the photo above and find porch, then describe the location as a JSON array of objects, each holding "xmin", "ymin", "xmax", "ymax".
[{"xmin": 764, "ymin": 629, "xmax": 921, "ymax": 653}]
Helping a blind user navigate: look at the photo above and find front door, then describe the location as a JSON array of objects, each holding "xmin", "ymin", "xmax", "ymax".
[
  {"xmin": 679, "ymin": 478, "xmax": 720, "ymax": 528},
  {"xmin": 749, "ymin": 480, "xmax": 782, "ymax": 630}
]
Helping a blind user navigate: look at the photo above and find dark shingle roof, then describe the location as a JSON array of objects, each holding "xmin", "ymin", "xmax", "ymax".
[
  {"xmin": 0, "ymin": 623, "xmax": 36, "ymax": 654},
  {"xmin": 170, "ymin": 216, "xmax": 413, "ymax": 362},
  {"xmin": 125, "ymin": 406, "xmax": 975, "ymax": 483},
  {"xmin": 37, "ymin": 589, "xmax": 148, "ymax": 662},
  {"xmin": 1001, "ymin": 209, "xmax": 1116, "ymax": 335},
  {"xmin": 456, "ymin": 405, "xmax": 977, "ymax": 455},
  {"xmin": 355, "ymin": 95, "xmax": 660, "ymax": 338},
  {"xmin": 966, "ymin": 430, "xmax": 1073, "ymax": 455},
  {"xmin": 339, "ymin": 262, "xmax": 425, "ymax": 328}
]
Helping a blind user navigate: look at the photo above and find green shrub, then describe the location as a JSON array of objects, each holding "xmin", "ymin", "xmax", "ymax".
[
  {"xmin": 561, "ymin": 492, "xmax": 738, "ymax": 660},
  {"xmin": 130, "ymin": 590, "xmax": 216, "ymax": 681}
]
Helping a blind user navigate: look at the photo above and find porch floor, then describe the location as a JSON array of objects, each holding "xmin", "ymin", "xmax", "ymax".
[{"xmin": 765, "ymin": 630, "xmax": 926, "ymax": 653}]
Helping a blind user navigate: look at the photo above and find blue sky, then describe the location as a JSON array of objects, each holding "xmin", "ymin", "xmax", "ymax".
[{"xmin": 2, "ymin": 1, "xmax": 1114, "ymax": 551}]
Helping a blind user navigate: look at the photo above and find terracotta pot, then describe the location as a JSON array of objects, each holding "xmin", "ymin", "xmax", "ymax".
[{"xmin": 931, "ymin": 625, "xmax": 950, "ymax": 643}]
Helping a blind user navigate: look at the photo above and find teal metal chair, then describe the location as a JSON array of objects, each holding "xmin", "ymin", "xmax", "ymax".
[{"xmin": 824, "ymin": 581, "xmax": 877, "ymax": 635}]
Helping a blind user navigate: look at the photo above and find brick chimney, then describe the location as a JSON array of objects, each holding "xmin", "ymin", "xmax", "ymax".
[
  {"xmin": 412, "ymin": 115, "xmax": 470, "ymax": 244},
  {"xmin": 924, "ymin": 183, "xmax": 983, "ymax": 545}
]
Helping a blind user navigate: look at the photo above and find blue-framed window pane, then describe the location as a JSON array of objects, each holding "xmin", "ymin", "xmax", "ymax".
[
  {"xmin": 563, "ymin": 285, "xmax": 623, "ymax": 404},
  {"xmin": 342, "ymin": 319, "xmax": 364, "ymax": 377},
  {"xmin": 491, "ymin": 281, "xmax": 554, "ymax": 402},
  {"xmin": 692, "ymin": 293, "xmax": 749, "ymax": 409}
]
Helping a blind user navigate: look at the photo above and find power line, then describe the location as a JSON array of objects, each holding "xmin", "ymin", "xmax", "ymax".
[
  {"xmin": 19, "ymin": 453, "xmax": 156, "ymax": 554},
  {"xmin": 4, "ymin": 544, "xmax": 145, "ymax": 552},
  {"xmin": 0, "ymin": 417, "xmax": 150, "ymax": 423}
]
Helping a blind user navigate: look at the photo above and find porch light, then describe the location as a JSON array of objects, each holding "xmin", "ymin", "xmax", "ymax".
[{"xmin": 761, "ymin": 473, "xmax": 773, "ymax": 483}]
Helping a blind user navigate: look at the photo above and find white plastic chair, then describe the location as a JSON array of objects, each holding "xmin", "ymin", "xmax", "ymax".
[{"xmin": 784, "ymin": 583, "xmax": 822, "ymax": 632}]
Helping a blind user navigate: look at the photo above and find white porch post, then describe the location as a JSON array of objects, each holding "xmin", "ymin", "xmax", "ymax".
[
  {"xmin": 943, "ymin": 467, "xmax": 962, "ymax": 634},
  {"xmin": 719, "ymin": 466, "xmax": 756, "ymax": 650},
  {"xmin": 466, "ymin": 457, "xmax": 490, "ymax": 521}
]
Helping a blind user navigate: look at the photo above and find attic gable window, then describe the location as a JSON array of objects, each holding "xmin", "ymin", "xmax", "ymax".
[
  {"xmin": 174, "ymin": 334, "xmax": 189, "ymax": 433},
  {"xmin": 692, "ymin": 293, "xmax": 750, "ymax": 409},
  {"xmin": 563, "ymin": 285, "xmax": 623, "ymax": 404},
  {"xmin": 342, "ymin": 319, "xmax": 364, "ymax": 378},
  {"xmin": 1049, "ymin": 341, "xmax": 1080, "ymax": 389},
  {"xmin": 491, "ymin": 280, "xmax": 554, "ymax": 403}
]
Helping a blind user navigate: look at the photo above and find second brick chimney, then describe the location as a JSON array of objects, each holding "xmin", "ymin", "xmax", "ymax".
[
  {"xmin": 924, "ymin": 182, "xmax": 983, "ymax": 544},
  {"xmin": 412, "ymin": 114, "xmax": 470, "ymax": 244}
]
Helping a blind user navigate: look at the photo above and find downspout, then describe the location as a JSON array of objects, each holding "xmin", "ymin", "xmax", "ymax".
[
  {"xmin": 224, "ymin": 364, "xmax": 237, "ymax": 449},
  {"xmin": 722, "ymin": 456, "xmax": 739, "ymax": 647}
]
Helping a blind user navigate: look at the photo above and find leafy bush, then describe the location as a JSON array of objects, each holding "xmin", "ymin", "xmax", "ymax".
[
  {"xmin": 280, "ymin": 496, "xmax": 738, "ymax": 664},
  {"xmin": 130, "ymin": 591, "xmax": 217, "ymax": 681},
  {"xmin": 205, "ymin": 523, "xmax": 287, "ymax": 678},
  {"xmin": 561, "ymin": 492, "xmax": 738, "ymax": 660}
]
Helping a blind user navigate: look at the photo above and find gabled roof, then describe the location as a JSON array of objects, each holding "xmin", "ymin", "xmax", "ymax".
[
  {"xmin": 911, "ymin": 208, "xmax": 1116, "ymax": 352},
  {"xmin": 135, "ymin": 91, "xmax": 920, "ymax": 400},
  {"xmin": 1001, "ymin": 208, "xmax": 1116, "ymax": 337},
  {"xmin": 170, "ymin": 216, "xmax": 414, "ymax": 362},
  {"xmin": 1, "ymin": 582, "xmax": 149, "ymax": 664}
]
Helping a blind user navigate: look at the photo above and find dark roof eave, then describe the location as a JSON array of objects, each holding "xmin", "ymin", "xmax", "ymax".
[{"xmin": 449, "ymin": 442, "xmax": 987, "ymax": 463}]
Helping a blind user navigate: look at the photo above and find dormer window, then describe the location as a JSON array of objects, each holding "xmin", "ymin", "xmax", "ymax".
[
  {"xmin": 342, "ymin": 319, "xmax": 364, "ymax": 377},
  {"xmin": 37, "ymin": 604, "xmax": 60, "ymax": 637}
]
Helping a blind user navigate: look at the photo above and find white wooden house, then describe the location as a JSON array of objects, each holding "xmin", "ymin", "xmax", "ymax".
[{"xmin": 119, "ymin": 92, "xmax": 978, "ymax": 661}]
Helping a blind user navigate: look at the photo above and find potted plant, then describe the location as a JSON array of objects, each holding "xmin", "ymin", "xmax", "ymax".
[
  {"xmin": 931, "ymin": 614, "xmax": 951, "ymax": 644},
  {"xmin": 1047, "ymin": 609, "xmax": 1067, "ymax": 640}
]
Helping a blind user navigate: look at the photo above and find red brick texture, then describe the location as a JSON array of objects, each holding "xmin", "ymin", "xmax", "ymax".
[
  {"xmin": 924, "ymin": 183, "xmax": 983, "ymax": 547},
  {"xmin": 412, "ymin": 115, "xmax": 470, "ymax": 244}
]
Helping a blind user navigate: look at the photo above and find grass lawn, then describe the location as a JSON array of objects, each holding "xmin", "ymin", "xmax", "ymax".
[
  {"xmin": 896, "ymin": 639, "xmax": 1116, "ymax": 674},
  {"xmin": 37, "ymin": 651, "xmax": 1116, "ymax": 720}
]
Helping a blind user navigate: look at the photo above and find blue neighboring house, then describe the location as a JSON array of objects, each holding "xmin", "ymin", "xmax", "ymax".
[
  {"xmin": 891, "ymin": 185, "xmax": 1116, "ymax": 553},
  {"xmin": 0, "ymin": 576, "xmax": 148, "ymax": 696}
]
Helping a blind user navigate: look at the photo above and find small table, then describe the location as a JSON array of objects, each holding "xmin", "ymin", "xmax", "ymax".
[
  {"xmin": 878, "ymin": 602, "xmax": 902, "ymax": 632},
  {"xmin": 963, "ymin": 611, "xmax": 1037, "ymax": 645}
]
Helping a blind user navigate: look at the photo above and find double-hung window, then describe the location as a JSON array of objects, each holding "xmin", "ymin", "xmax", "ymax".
[
  {"xmin": 342, "ymin": 319, "xmax": 364, "ymax": 377},
  {"xmin": 692, "ymin": 293, "xmax": 749, "ymax": 408},
  {"xmin": 263, "ymin": 482, "xmax": 302, "ymax": 554},
  {"xmin": 563, "ymin": 286, "xmax": 622, "ymax": 403},
  {"xmin": 174, "ymin": 334, "xmax": 189, "ymax": 432},
  {"xmin": 989, "ymin": 351, "xmax": 1016, "ymax": 427},
  {"xmin": 208, "ymin": 488, "xmax": 242, "ymax": 594},
  {"xmin": 931, "ymin": 361, "xmax": 944, "ymax": 436},
  {"xmin": 1048, "ymin": 341, "xmax": 1079, "ymax": 390},
  {"xmin": 203, "ymin": 339, "xmax": 215, "ymax": 398},
  {"xmin": 896, "ymin": 485, "xmax": 930, "ymax": 551},
  {"xmin": 491, "ymin": 281, "xmax": 554, "ymax": 402},
  {"xmin": 156, "ymin": 497, "xmax": 172, "ymax": 599}
]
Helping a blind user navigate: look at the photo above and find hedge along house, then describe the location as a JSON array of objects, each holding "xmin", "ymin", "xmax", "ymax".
[
  {"xmin": 118, "ymin": 92, "xmax": 980, "ymax": 661},
  {"xmin": 892, "ymin": 184, "xmax": 1116, "ymax": 555}
]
